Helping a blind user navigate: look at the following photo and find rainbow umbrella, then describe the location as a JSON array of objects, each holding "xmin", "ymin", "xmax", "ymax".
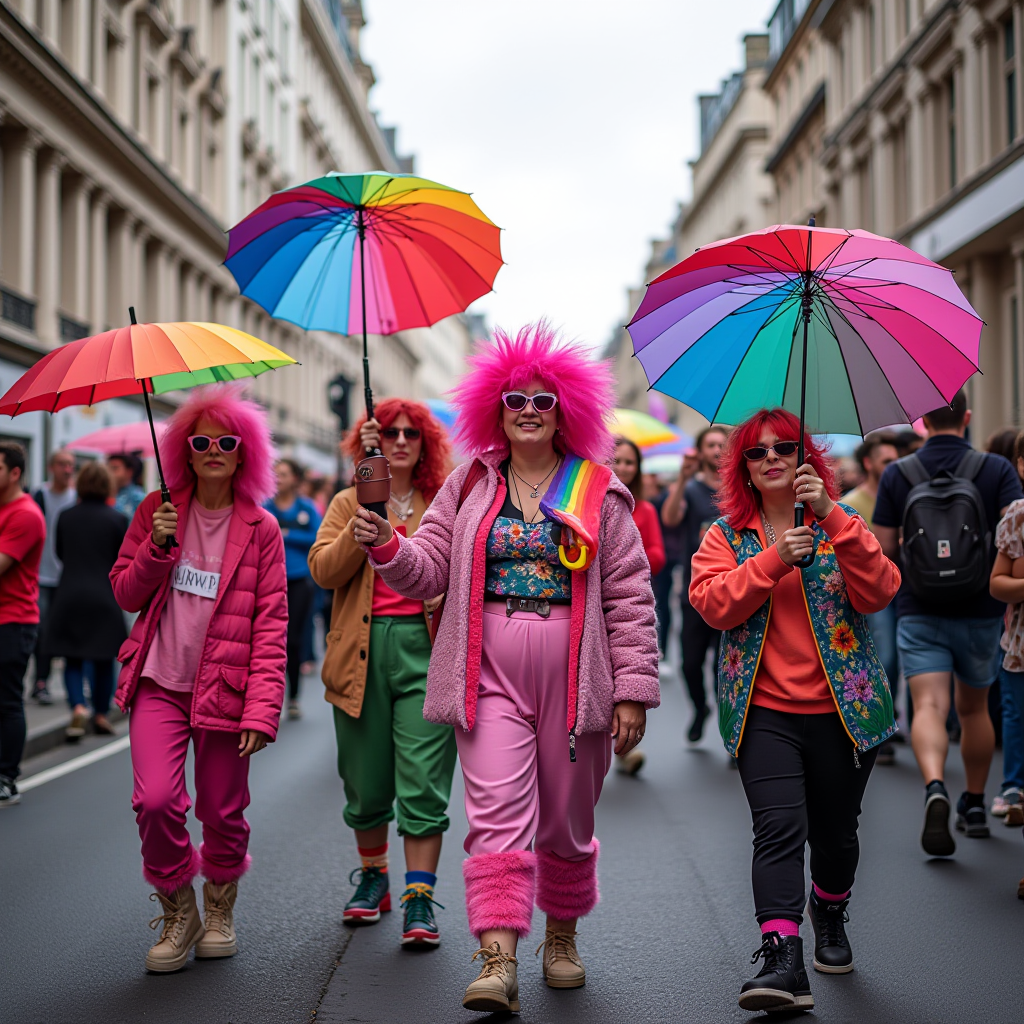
[
  {"xmin": 628, "ymin": 220, "xmax": 983, "ymax": 563},
  {"xmin": 609, "ymin": 408, "xmax": 680, "ymax": 449},
  {"xmin": 0, "ymin": 309, "xmax": 296, "ymax": 516},
  {"xmin": 224, "ymin": 172, "xmax": 502, "ymax": 429}
]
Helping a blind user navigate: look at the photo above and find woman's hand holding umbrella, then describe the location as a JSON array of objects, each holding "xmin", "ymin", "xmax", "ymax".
[
  {"xmin": 151, "ymin": 503, "xmax": 178, "ymax": 548},
  {"xmin": 794, "ymin": 463, "xmax": 834, "ymax": 520}
]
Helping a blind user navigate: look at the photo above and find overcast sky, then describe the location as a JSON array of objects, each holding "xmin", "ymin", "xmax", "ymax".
[{"xmin": 361, "ymin": 0, "xmax": 774, "ymax": 349}]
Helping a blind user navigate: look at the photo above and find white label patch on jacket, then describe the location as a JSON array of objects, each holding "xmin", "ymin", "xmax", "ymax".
[{"xmin": 172, "ymin": 563, "xmax": 221, "ymax": 599}]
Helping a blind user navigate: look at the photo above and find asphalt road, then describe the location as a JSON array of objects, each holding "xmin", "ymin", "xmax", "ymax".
[{"xmin": 4, "ymin": 668, "xmax": 1024, "ymax": 1024}]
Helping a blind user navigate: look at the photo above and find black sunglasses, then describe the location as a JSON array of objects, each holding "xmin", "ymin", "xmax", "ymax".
[
  {"xmin": 381, "ymin": 427, "xmax": 421, "ymax": 440},
  {"xmin": 742, "ymin": 441, "xmax": 799, "ymax": 461}
]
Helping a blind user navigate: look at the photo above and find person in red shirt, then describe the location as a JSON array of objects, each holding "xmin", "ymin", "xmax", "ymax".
[
  {"xmin": 0, "ymin": 440, "xmax": 46, "ymax": 807},
  {"xmin": 611, "ymin": 436, "xmax": 665, "ymax": 776},
  {"xmin": 689, "ymin": 408, "xmax": 899, "ymax": 1013}
]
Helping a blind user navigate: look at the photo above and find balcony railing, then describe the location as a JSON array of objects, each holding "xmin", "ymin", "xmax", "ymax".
[
  {"xmin": 60, "ymin": 315, "xmax": 91, "ymax": 342},
  {"xmin": 1, "ymin": 287, "xmax": 36, "ymax": 332}
]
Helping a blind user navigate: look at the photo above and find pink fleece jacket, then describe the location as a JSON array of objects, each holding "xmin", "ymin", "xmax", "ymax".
[
  {"xmin": 110, "ymin": 489, "xmax": 288, "ymax": 741},
  {"xmin": 369, "ymin": 450, "xmax": 660, "ymax": 735}
]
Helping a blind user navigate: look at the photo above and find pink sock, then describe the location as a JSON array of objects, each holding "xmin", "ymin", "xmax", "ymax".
[
  {"xmin": 761, "ymin": 918, "xmax": 799, "ymax": 937},
  {"xmin": 813, "ymin": 883, "xmax": 850, "ymax": 902}
]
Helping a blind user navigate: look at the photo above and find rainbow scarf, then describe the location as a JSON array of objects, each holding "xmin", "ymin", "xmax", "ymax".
[{"xmin": 539, "ymin": 455, "xmax": 612, "ymax": 572}]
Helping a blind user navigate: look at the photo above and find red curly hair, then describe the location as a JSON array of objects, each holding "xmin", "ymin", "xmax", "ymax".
[
  {"xmin": 717, "ymin": 408, "xmax": 838, "ymax": 525},
  {"xmin": 345, "ymin": 398, "xmax": 452, "ymax": 502}
]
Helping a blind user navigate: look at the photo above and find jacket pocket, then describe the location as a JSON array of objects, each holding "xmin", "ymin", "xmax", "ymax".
[
  {"xmin": 117, "ymin": 638, "xmax": 141, "ymax": 665},
  {"xmin": 217, "ymin": 666, "xmax": 249, "ymax": 721}
]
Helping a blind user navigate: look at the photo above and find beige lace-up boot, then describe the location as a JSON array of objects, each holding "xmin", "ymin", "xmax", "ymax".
[
  {"xmin": 462, "ymin": 942, "xmax": 520, "ymax": 1012},
  {"xmin": 145, "ymin": 885, "xmax": 205, "ymax": 972},
  {"xmin": 537, "ymin": 928, "xmax": 586, "ymax": 988},
  {"xmin": 194, "ymin": 881, "xmax": 239, "ymax": 958}
]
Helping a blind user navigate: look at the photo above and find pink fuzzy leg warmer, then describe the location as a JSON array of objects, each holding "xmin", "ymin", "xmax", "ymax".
[
  {"xmin": 199, "ymin": 845, "xmax": 252, "ymax": 886},
  {"xmin": 144, "ymin": 844, "xmax": 202, "ymax": 895},
  {"xmin": 463, "ymin": 850, "xmax": 537, "ymax": 939},
  {"xmin": 535, "ymin": 839, "xmax": 600, "ymax": 920}
]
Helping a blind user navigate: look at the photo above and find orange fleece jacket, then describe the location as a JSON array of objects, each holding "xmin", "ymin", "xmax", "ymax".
[{"xmin": 689, "ymin": 505, "xmax": 901, "ymax": 714}]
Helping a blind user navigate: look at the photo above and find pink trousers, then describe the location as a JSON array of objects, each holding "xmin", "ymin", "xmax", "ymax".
[
  {"xmin": 130, "ymin": 678, "xmax": 252, "ymax": 894},
  {"xmin": 458, "ymin": 604, "xmax": 611, "ymax": 937}
]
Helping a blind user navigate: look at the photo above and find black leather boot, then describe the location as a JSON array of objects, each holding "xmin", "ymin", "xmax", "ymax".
[
  {"xmin": 738, "ymin": 933, "xmax": 814, "ymax": 1012},
  {"xmin": 806, "ymin": 890, "xmax": 853, "ymax": 973}
]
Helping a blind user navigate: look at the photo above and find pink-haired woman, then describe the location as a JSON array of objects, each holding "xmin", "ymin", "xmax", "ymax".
[
  {"xmin": 110, "ymin": 385, "xmax": 287, "ymax": 973},
  {"xmin": 352, "ymin": 324, "xmax": 660, "ymax": 1013}
]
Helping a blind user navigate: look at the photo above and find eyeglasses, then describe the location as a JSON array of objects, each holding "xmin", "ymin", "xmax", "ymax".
[
  {"xmin": 381, "ymin": 427, "xmax": 421, "ymax": 440},
  {"xmin": 501, "ymin": 391, "xmax": 558, "ymax": 413},
  {"xmin": 188, "ymin": 434, "xmax": 242, "ymax": 454},
  {"xmin": 742, "ymin": 441, "xmax": 799, "ymax": 461}
]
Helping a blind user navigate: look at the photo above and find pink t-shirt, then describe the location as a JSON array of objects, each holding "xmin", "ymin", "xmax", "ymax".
[
  {"xmin": 142, "ymin": 502, "xmax": 234, "ymax": 692},
  {"xmin": 371, "ymin": 524, "xmax": 423, "ymax": 617}
]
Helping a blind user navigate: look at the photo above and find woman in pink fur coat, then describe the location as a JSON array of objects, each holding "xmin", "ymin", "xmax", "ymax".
[{"xmin": 353, "ymin": 324, "xmax": 660, "ymax": 1013}]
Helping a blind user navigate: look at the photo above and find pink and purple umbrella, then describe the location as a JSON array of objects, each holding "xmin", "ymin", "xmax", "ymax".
[{"xmin": 627, "ymin": 223, "xmax": 982, "ymax": 437}]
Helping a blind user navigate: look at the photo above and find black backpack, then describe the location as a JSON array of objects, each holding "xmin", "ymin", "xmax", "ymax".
[{"xmin": 897, "ymin": 450, "xmax": 991, "ymax": 608}]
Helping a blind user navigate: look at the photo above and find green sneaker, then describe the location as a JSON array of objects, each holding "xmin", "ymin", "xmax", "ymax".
[
  {"xmin": 400, "ymin": 884, "xmax": 444, "ymax": 946},
  {"xmin": 343, "ymin": 867, "xmax": 391, "ymax": 923}
]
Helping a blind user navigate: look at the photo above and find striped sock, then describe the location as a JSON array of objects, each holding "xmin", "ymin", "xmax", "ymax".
[
  {"xmin": 405, "ymin": 870, "xmax": 437, "ymax": 890},
  {"xmin": 358, "ymin": 843, "xmax": 388, "ymax": 872}
]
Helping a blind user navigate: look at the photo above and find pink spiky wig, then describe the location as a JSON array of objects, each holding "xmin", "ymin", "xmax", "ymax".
[
  {"xmin": 160, "ymin": 384, "xmax": 277, "ymax": 505},
  {"xmin": 450, "ymin": 322, "xmax": 616, "ymax": 463}
]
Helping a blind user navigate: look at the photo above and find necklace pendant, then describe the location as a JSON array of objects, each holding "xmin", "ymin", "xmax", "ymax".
[{"xmin": 530, "ymin": 488, "xmax": 539, "ymax": 498}]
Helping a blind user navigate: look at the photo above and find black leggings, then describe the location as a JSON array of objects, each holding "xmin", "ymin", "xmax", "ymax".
[
  {"xmin": 681, "ymin": 602, "xmax": 720, "ymax": 714},
  {"xmin": 736, "ymin": 705, "xmax": 877, "ymax": 924},
  {"xmin": 286, "ymin": 577, "xmax": 316, "ymax": 701}
]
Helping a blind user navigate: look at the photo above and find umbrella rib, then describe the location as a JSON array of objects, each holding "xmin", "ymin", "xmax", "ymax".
[{"xmin": 818, "ymin": 294, "xmax": 912, "ymax": 428}]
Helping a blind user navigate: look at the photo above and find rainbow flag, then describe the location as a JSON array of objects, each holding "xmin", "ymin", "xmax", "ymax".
[{"xmin": 540, "ymin": 455, "xmax": 612, "ymax": 571}]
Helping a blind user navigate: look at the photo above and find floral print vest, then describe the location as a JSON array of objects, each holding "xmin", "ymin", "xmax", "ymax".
[{"xmin": 715, "ymin": 502, "xmax": 896, "ymax": 758}]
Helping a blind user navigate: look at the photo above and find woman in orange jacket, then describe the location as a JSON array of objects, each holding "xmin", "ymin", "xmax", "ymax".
[{"xmin": 689, "ymin": 408, "xmax": 899, "ymax": 1015}]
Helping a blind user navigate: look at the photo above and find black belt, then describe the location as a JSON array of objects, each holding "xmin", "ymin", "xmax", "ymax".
[{"xmin": 504, "ymin": 597, "xmax": 551, "ymax": 618}]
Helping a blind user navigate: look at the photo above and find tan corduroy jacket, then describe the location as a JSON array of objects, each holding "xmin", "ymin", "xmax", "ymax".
[{"xmin": 308, "ymin": 486, "xmax": 430, "ymax": 718}]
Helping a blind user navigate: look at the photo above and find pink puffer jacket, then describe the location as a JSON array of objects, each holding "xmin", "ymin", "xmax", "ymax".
[
  {"xmin": 370, "ymin": 451, "xmax": 660, "ymax": 742},
  {"xmin": 110, "ymin": 489, "xmax": 288, "ymax": 740}
]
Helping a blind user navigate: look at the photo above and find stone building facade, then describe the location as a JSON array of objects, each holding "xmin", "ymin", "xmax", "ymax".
[{"xmin": 0, "ymin": 0, "xmax": 473, "ymax": 482}]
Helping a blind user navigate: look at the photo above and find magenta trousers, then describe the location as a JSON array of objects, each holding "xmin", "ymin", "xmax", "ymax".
[
  {"xmin": 129, "ymin": 678, "xmax": 252, "ymax": 894},
  {"xmin": 458, "ymin": 605, "xmax": 611, "ymax": 937}
]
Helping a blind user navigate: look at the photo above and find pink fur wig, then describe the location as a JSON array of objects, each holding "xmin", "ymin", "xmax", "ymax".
[
  {"xmin": 450, "ymin": 322, "xmax": 616, "ymax": 464},
  {"xmin": 160, "ymin": 384, "xmax": 276, "ymax": 505}
]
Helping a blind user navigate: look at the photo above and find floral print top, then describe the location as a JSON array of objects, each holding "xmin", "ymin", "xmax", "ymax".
[
  {"xmin": 996, "ymin": 498, "xmax": 1024, "ymax": 671},
  {"xmin": 485, "ymin": 476, "xmax": 572, "ymax": 601}
]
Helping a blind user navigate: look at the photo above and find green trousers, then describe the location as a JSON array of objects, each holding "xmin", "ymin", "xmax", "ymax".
[{"xmin": 333, "ymin": 616, "xmax": 457, "ymax": 837}]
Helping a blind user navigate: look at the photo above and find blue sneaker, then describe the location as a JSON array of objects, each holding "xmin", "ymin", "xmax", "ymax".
[
  {"xmin": 400, "ymin": 883, "xmax": 443, "ymax": 946},
  {"xmin": 343, "ymin": 867, "xmax": 390, "ymax": 923}
]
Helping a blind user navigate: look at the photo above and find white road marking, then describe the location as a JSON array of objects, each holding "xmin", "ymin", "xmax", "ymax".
[{"xmin": 19, "ymin": 735, "xmax": 131, "ymax": 792}]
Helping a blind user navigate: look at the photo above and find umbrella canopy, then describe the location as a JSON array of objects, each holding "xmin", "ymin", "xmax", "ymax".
[
  {"xmin": 627, "ymin": 224, "xmax": 983, "ymax": 435},
  {"xmin": 0, "ymin": 321, "xmax": 296, "ymax": 414},
  {"xmin": 224, "ymin": 172, "xmax": 502, "ymax": 338},
  {"xmin": 609, "ymin": 408, "xmax": 680, "ymax": 449},
  {"xmin": 68, "ymin": 421, "xmax": 167, "ymax": 457}
]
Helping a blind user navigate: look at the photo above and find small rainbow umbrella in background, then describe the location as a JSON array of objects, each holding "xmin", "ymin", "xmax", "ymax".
[
  {"xmin": 0, "ymin": 309, "xmax": 297, "ymax": 531},
  {"xmin": 224, "ymin": 172, "xmax": 503, "ymax": 431},
  {"xmin": 609, "ymin": 408, "xmax": 683, "ymax": 450},
  {"xmin": 627, "ymin": 219, "xmax": 983, "ymax": 565}
]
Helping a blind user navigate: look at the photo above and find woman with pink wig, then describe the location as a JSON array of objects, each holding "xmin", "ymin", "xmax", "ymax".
[
  {"xmin": 352, "ymin": 323, "xmax": 660, "ymax": 1013},
  {"xmin": 109, "ymin": 385, "xmax": 287, "ymax": 973}
]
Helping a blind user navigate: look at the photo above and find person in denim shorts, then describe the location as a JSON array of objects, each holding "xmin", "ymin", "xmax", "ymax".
[{"xmin": 873, "ymin": 391, "xmax": 1023, "ymax": 857}]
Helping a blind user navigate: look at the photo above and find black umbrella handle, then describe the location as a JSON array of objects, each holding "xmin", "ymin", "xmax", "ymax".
[{"xmin": 793, "ymin": 502, "xmax": 814, "ymax": 569}]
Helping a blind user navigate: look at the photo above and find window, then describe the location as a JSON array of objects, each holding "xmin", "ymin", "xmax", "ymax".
[
  {"xmin": 868, "ymin": 4, "xmax": 877, "ymax": 74},
  {"xmin": 892, "ymin": 120, "xmax": 908, "ymax": 228},
  {"xmin": 1006, "ymin": 19, "xmax": 1018, "ymax": 146},
  {"xmin": 947, "ymin": 75, "xmax": 957, "ymax": 189},
  {"xmin": 903, "ymin": 0, "xmax": 912, "ymax": 38},
  {"xmin": 239, "ymin": 37, "xmax": 247, "ymax": 117}
]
